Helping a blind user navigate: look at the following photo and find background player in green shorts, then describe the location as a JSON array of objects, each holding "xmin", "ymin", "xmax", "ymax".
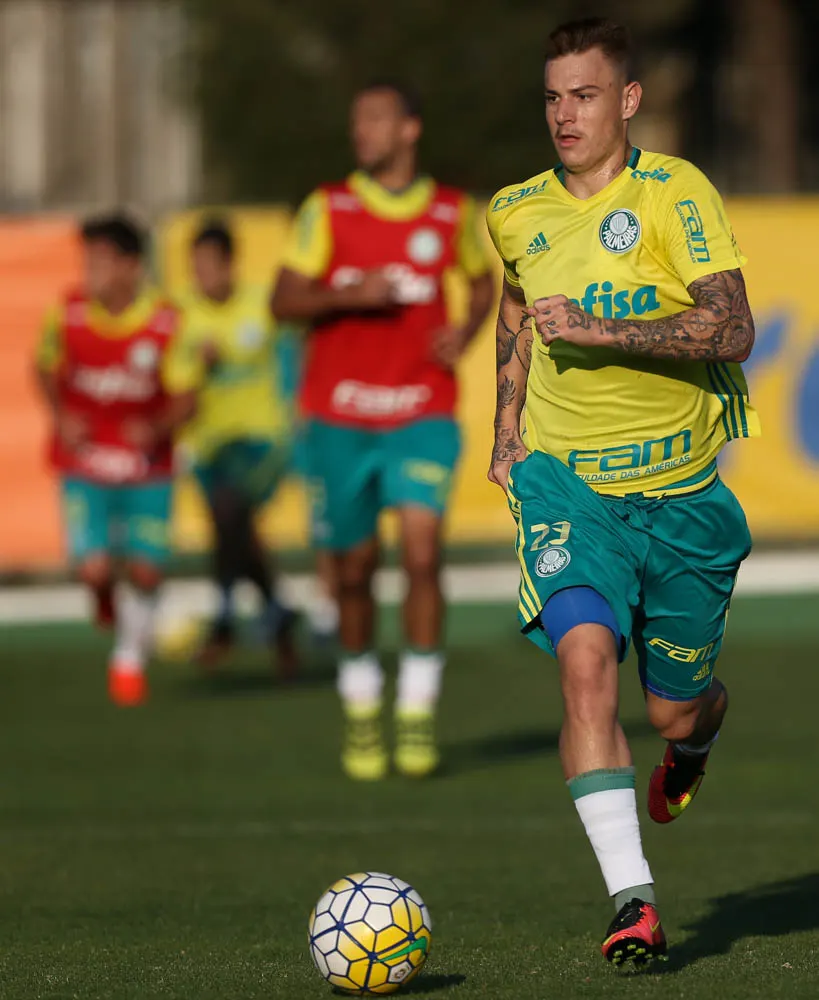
[
  {"xmin": 486, "ymin": 18, "xmax": 758, "ymax": 967},
  {"xmin": 273, "ymin": 80, "xmax": 494, "ymax": 780}
]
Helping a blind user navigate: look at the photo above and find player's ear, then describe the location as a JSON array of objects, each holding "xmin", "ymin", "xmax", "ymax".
[
  {"xmin": 622, "ymin": 81, "xmax": 642, "ymax": 123},
  {"xmin": 404, "ymin": 115, "xmax": 423, "ymax": 145}
]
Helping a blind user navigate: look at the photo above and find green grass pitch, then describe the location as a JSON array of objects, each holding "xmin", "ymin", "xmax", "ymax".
[{"xmin": 1, "ymin": 595, "xmax": 818, "ymax": 999}]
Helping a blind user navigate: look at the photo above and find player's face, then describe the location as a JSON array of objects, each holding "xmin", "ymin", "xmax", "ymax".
[
  {"xmin": 83, "ymin": 240, "xmax": 141, "ymax": 305},
  {"xmin": 351, "ymin": 90, "xmax": 420, "ymax": 173},
  {"xmin": 192, "ymin": 243, "xmax": 233, "ymax": 300},
  {"xmin": 544, "ymin": 47, "xmax": 641, "ymax": 173}
]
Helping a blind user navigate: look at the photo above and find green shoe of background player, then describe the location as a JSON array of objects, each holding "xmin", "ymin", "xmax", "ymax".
[
  {"xmin": 394, "ymin": 710, "xmax": 439, "ymax": 778},
  {"xmin": 342, "ymin": 705, "xmax": 388, "ymax": 781}
]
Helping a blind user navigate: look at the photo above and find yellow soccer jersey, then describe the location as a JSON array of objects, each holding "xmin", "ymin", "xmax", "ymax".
[
  {"xmin": 164, "ymin": 284, "xmax": 289, "ymax": 461},
  {"xmin": 281, "ymin": 170, "xmax": 490, "ymax": 280},
  {"xmin": 487, "ymin": 148, "xmax": 760, "ymax": 497}
]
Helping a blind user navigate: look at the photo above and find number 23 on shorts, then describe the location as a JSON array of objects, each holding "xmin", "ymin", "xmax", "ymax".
[{"xmin": 529, "ymin": 520, "xmax": 572, "ymax": 551}]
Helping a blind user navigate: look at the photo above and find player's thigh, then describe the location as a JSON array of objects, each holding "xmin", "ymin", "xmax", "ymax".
[
  {"xmin": 120, "ymin": 480, "xmax": 174, "ymax": 568},
  {"xmin": 380, "ymin": 417, "xmax": 461, "ymax": 519},
  {"xmin": 636, "ymin": 478, "xmax": 752, "ymax": 702},
  {"xmin": 303, "ymin": 420, "xmax": 380, "ymax": 551},
  {"xmin": 60, "ymin": 477, "xmax": 112, "ymax": 564},
  {"xmin": 506, "ymin": 451, "xmax": 643, "ymax": 657}
]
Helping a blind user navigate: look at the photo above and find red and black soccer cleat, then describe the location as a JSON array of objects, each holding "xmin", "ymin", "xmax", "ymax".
[
  {"xmin": 648, "ymin": 743, "xmax": 708, "ymax": 824},
  {"xmin": 602, "ymin": 898, "xmax": 667, "ymax": 968}
]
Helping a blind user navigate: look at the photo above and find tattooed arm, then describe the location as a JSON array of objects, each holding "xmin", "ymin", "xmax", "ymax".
[
  {"xmin": 487, "ymin": 279, "xmax": 533, "ymax": 493},
  {"xmin": 527, "ymin": 268, "xmax": 755, "ymax": 363}
]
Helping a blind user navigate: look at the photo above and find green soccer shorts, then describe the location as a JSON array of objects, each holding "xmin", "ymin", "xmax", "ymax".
[
  {"xmin": 193, "ymin": 438, "xmax": 290, "ymax": 510},
  {"xmin": 303, "ymin": 417, "xmax": 461, "ymax": 551},
  {"xmin": 506, "ymin": 451, "xmax": 752, "ymax": 701},
  {"xmin": 61, "ymin": 476, "xmax": 173, "ymax": 566}
]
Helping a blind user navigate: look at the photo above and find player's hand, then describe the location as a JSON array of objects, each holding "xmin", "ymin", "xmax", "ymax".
[
  {"xmin": 527, "ymin": 294, "xmax": 605, "ymax": 348},
  {"xmin": 121, "ymin": 419, "xmax": 159, "ymax": 452},
  {"xmin": 346, "ymin": 270, "xmax": 398, "ymax": 311},
  {"xmin": 487, "ymin": 429, "xmax": 527, "ymax": 494},
  {"xmin": 56, "ymin": 412, "xmax": 89, "ymax": 451},
  {"xmin": 430, "ymin": 325, "xmax": 468, "ymax": 369}
]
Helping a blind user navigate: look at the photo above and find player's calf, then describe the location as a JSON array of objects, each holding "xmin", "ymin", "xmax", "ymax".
[{"xmin": 77, "ymin": 554, "xmax": 116, "ymax": 629}]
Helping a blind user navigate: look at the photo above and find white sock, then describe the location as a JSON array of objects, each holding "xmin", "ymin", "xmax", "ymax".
[
  {"xmin": 396, "ymin": 650, "xmax": 444, "ymax": 714},
  {"xmin": 306, "ymin": 590, "xmax": 340, "ymax": 637},
  {"xmin": 337, "ymin": 652, "xmax": 384, "ymax": 711},
  {"xmin": 574, "ymin": 787, "xmax": 653, "ymax": 898},
  {"xmin": 112, "ymin": 586, "xmax": 159, "ymax": 672}
]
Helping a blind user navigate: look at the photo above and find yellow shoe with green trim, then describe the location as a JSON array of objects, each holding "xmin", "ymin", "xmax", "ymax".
[
  {"xmin": 341, "ymin": 705, "xmax": 388, "ymax": 781},
  {"xmin": 394, "ymin": 710, "xmax": 439, "ymax": 778}
]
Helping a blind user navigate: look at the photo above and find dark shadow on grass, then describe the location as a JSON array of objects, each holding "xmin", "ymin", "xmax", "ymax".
[
  {"xmin": 332, "ymin": 975, "xmax": 465, "ymax": 997},
  {"xmin": 442, "ymin": 718, "xmax": 656, "ymax": 776},
  {"xmin": 657, "ymin": 872, "xmax": 819, "ymax": 972},
  {"xmin": 401, "ymin": 972, "xmax": 467, "ymax": 994}
]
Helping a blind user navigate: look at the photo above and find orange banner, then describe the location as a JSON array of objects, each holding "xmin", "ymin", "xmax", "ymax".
[{"xmin": 0, "ymin": 218, "xmax": 81, "ymax": 569}]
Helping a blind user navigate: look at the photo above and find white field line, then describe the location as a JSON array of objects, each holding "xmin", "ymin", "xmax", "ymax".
[{"xmin": 1, "ymin": 550, "xmax": 819, "ymax": 625}]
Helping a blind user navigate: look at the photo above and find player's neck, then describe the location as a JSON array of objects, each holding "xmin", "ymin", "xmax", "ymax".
[
  {"xmin": 205, "ymin": 283, "xmax": 234, "ymax": 305},
  {"xmin": 365, "ymin": 156, "xmax": 417, "ymax": 194},
  {"xmin": 563, "ymin": 143, "xmax": 633, "ymax": 201},
  {"xmin": 96, "ymin": 288, "xmax": 138, "ymax": 316}
]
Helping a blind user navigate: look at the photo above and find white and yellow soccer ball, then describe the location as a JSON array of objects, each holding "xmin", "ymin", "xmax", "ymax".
[{"xmin": 308, "ymin": 872, "xmax": 432, "ymax": 995}]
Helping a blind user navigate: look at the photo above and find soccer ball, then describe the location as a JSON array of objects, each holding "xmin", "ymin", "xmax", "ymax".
[{"xmin": 308, "ymin": 872, "xmax": 432, "ymax": 995}]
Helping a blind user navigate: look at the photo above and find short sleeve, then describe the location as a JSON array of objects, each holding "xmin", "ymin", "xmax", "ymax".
[
  {"xmin": 36, "ymin": 306, "xmax": 64, "ymax": 373},
  {"xmin": 279, "ymin": 190, "xmax": 333, "ymax": 280},
  {"xmin": 485, "ymin": 199, "xmax": 521, "ymax": 287},
  {"xmin": 454, "ymin": 195, "xmax": 492, "ymax": 279},
  {"xmin": 161, "ymin": 316, "xmax": 206, "ymax": 395},
  {"xmin": 659, "ymin": 166, "xmax": 746, "ymax": 288}
]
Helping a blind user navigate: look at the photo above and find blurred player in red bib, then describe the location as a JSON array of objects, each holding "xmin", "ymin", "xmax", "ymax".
[
  {"xmin": 35, "ymin": 214, "xmax": 195, "ymax": 706},
  {"xmin": 273, "ymin": 80, "xmax": 494, "ymax": 779}
]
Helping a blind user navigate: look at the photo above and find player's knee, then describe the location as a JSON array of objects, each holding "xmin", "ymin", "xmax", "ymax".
[
  {"xmin": 401, "ymin": 541, "xmax": 440, "ymax": 580},
  {"xmin": 559, "ymin": 634, "xmax": 619, "ymax": 724},
  {"xmin": 646, "ymin": 694, "xmax": 701, "ymax": 741},
  {"xmin": 77, "ymin": 554, "xmax": 112, "ymax": 589},
  {"xmin": 125, "ymin": 560, "xmax": 163, "ymax": 594},
  {"xmin": 335, "ymin": 540, "xmax": 378, "ymax": 593}
]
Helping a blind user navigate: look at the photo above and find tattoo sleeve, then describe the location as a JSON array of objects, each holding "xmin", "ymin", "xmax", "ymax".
[
  {"xmin": 599, "ymin": 268, "xmax": 755, "ymax": 362},
  {"xmin": 492, "ymin": 281, "xmax": 533, "ymax": 463}
]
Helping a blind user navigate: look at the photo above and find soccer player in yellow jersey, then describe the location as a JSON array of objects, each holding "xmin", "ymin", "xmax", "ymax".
[
  {"xmin": 273, "ymin": 80, "xmax": 493, "ymax": 780},
  {"xmin": 165, "ymin": 220, "xmax": 298, "ymax": 676},
  {"xmin": 486, "ymin": 19, "xmax": 758, "ymax": 966}
]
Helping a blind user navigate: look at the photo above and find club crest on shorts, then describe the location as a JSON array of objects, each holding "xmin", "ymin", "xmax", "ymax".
[
  {"xmin": 535, "ymin": 546, "xmax": 571, "ymax": 577},
  {"xmin": 599, "ymin": 209, "xmax": 641, "ymax": 254}
]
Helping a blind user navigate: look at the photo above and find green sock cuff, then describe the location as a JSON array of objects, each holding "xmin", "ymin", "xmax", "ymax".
[{"xmin": 567, "ymin": 766, "xmax": 636, "ymax": 801}]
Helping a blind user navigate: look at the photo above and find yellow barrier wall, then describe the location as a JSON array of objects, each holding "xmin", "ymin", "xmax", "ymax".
[{"xmin": 160, "ymin": 199, "xmax": 819, "ymax": 551}]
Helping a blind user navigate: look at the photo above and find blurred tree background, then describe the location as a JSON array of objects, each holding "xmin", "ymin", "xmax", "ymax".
[{"xmin": 183, "ymin": 0, "xmax": 818, "ymax": 204}]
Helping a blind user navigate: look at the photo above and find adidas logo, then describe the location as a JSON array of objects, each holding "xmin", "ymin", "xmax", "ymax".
[{"xmin": 526, "ymin": 232, "xmax": 550, "ymax": 255}]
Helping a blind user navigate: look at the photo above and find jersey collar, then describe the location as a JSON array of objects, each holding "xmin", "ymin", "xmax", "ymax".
[
  {"xmin": 87, "ymin": 289, "xmax": 161, "ymax": 336},
  {"xmin": 348, "ymin": 171, "xmax": 436, "ymax": 220},
  {"xmin": 552, "ymin": 147, "xmax": 642, "ymax": 205}
]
